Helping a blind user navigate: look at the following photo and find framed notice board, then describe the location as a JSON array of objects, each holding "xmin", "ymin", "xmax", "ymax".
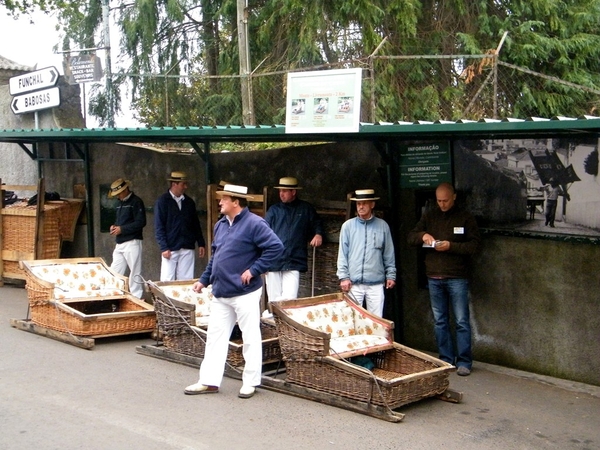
[{"xmin": 399, "ymin": 142, "xmax": 452, "ymax": 189}]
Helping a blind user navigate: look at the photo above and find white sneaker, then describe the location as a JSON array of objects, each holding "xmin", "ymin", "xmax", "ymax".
[
  {"xmin": 238, "ymin": 385, "xmax": 256, "ymax": 399},
  {"xmin": 184, "ymin": 382, "xmax": 219, "ymax": 395}
]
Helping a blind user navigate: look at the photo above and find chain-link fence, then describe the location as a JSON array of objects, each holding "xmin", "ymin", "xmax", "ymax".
[{"xmin": 103, "ymin": 54, "xmax": 600, "ymax": 129}]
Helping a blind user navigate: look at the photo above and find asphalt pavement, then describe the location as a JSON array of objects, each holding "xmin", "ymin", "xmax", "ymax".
[{"xmin": 1, "ymin": 283, "xmax": 599, "ymax": 450}]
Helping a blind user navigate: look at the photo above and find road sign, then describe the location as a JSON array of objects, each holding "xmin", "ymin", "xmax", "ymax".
[
  {"xmin": 10, "ymin": 87, "xmax": 61, "ymax": 115},
  {"xmin": 9, "ymin": 66, "xmax": 60, "ymax": 96}
]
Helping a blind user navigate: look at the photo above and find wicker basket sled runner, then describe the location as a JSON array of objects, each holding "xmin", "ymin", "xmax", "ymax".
[
  {"xmin": 144, "ymin": 280, "xmax": 281, "ymax": 370},
  {"xmin": 268, "ymin": 293, "xmax": 461, "ymax": 421},
  {"xmin": 12, "ymin": 258, "xmax": 156, "ymax": 349}
]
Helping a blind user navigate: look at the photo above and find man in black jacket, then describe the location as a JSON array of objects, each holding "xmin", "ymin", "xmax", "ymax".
[
  {"xmin": 108, "ymin": 178, "xmax": 147, "ymax": 298},
  {"xmin": 265, "ymin": 177, "xmax": 323, "ymax": 302},
  {"xmin": 407, "ymin": 182, "xmax": 480, "ymax": 376}
]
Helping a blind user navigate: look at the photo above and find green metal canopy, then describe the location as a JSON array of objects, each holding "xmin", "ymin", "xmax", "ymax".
[{"xmin": 0, "ymin": 115, "xmax": 599, "ymax": 145}]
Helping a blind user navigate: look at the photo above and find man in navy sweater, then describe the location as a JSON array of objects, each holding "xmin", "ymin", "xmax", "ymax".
[
  {"xmin": 265, "ymin": 176, "xmax": 323, "ymax": 302},
  {"xmin": 184, "ymin": 184, "xmax": 283, "ymax": 399},
  {"xmin": 154, "ymin": 171, "xmax": 206, "ymax": 281}
]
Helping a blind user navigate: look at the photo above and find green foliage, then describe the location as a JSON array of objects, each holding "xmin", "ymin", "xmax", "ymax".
[
  {"xmin": 2, "ymin": 0, "xmax": 68, "ymax": 15},
  {"xmin": 33, "ymin": 0, "xmax": 600, "ymax": 126}
]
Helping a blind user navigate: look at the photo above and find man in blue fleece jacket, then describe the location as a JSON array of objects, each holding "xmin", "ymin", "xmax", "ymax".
[
  {"xmin": 184, "ymin": 184, "xmax": 283, "ymax": 399},
  {"xmin": 337, "ymin": 189, "xmax": 396, "ymax": 317}
]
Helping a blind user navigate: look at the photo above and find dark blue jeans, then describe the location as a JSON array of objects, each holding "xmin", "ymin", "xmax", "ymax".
[{"xmin": 427, "ymin": 277, "xmax": 472, "ymax": 369}]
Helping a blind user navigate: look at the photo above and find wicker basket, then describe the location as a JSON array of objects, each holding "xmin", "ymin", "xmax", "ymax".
[
  {"xmin": 298, "ymin": 242, "xmax": 340, "ymax": 298},
  {"xmin": 1, "ymin": 204, "xmax": 62, "ymax": 279},
  {"xmin": 148, "ymin": 280, "xmax": 282, "ymax": 367},
  {"xmin": 48, "ymin": 199, "xmax": 85, "ymax": 242},
  {"xmin": 1, "ymin": 199, "xmax": 83, "ymax": 280},
  {"xmin": 283, "ymin": 345, "xmax": 451, "ymax": 409},
  {"xmin": 29, "ymin": 295, "xmax": 156, "ymax": 336},
  {"xmin": 21, "ymin": 258, "xmax": 155, "ymax": 337},
  {"xmin": 272, "ymin": 293, "xmax": 454, "ymax": 409}
]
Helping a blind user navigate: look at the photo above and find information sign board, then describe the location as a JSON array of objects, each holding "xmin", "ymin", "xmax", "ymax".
[{"xmin": 399, "ymin": 142, "xmax": 453, "ymax": 188}]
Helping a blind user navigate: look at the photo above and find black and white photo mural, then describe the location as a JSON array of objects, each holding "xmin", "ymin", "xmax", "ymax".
[{"xmin": 451, "ymin": 136, "xmax": 600, "ymax": 238}]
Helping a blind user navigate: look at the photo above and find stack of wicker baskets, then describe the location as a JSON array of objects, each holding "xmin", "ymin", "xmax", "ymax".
[{"xmin": 1, "ymin": 198, "xmax": 84, "ymax": 281}]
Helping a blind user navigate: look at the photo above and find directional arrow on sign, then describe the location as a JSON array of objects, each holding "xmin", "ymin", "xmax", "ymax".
[
  {"xmin": 10, "ymin": 87, "xmax": 61, "ymax": 115},
  {"xmin": 9, "ymin": 66, "xmax": 60, "ymax": 96}
]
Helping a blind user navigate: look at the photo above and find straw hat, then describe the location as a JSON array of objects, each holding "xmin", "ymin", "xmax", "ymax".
[
  {"xmin": 350, "ymin": 189, "xmax": 380, "ymax": 201},
  {"xmin": 215, "ymin": 184, "xmax": 255, "ymax": 200},
  {"xmin": 108, "ymin": 178, "xmax": 131, "ymax": 198},
  {"xmin": 274, "ymin": 176, "xmax": 302, "ymax": 190},
  {"xmin": 167, "ymin": 171, "xmax": 189, "ymax": 182}
]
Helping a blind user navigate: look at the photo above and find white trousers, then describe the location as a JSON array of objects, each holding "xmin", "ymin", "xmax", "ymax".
[
  {"xmin": 110, "ymin": 239, "xmax": 144, "ymax": 298},
  {"xmin": 266, "ymin": 271, "xmax": 300, "ymax": 301},
  {"xmin": 199, "ymin": 287, "xmax": 263, "ymax": 388},
  {"xmin": 160, "ymin": 248, "xmax": 195, "ymax": 281},
  {"xmin": 348, "ymin": 283, "xmax": 385, "ymax": 317}
]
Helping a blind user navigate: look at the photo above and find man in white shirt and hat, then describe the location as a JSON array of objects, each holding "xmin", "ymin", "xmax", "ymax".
[{"xmin": 154, "ymin": 171, "xmax": 206, "ymax": 281}]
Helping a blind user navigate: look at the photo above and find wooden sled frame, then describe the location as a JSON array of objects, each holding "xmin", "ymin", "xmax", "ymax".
[{"xmin": 135, "ymin": 342, "xmax": 463, "ymax": 423}]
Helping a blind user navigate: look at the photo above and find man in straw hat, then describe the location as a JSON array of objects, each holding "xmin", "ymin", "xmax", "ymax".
[
  {"xmin": 337, "ymin": 189, "xmax": 396, "ymax": 317},
  {"xmin": 108, "ymin": 178, "xmax": 147, "ymax": 298},
  {"xmin": 265, "ymin": 176, "xmax": 323, "ymax": 302},
  {"xmin": 154, "ymin": 171, "xmax": 206, "ymax": 281},
  {"xmin": 185, "ymin": 184, "xmax": 283, "ymax": 399}
]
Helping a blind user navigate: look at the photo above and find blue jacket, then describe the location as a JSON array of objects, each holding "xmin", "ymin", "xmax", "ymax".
[
  {"xmin": 265, "ymin": 198, "xmax": 323, "ymax": 272},
  {"xmin": 114, "ymin": 192, "xmax": 146, "ymax": 244},
  {"xmin": 154, "ymin": 191, "xmax": 205, "ymax": 252},
  {"xmin": 337, "ymin": 215, "xmax": 396, "ymax": 285},
  {"xmin": 200, "ymin": 208, "xmax": 284, "ymax": 298}
]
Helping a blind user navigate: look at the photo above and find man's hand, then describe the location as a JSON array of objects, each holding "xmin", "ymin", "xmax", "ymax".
[
  {"xmin": 109, "ymin": 225, "xmax": 121, "ymax": 236},
  {"xmin": 422, "ymin": 233, "xmax": 436, "ymax": 246},
  {"xmin": 192, "ymin": 281, "xmax": 205, "ymax": 293},
  {"xmin": 340, "ymin": 279, "xmax": 352, "ymax": 292},
  {"xmin": 310, "ymin": 234, "xmax": 323, "ymax": 247},
  {"xmin": 434, "ymin": 240, "xmax": 450, "ymax": 252},
  {"xmin": 161, "ymin": 250, "xmax": 172, "ymax": 260},
  {"xmin": 385, "ymin": 279, "xmax": 396, "ymax": 289},
  {"xmin": 198, "ymin": 247, "xmax": 206, "ymax": 258},
  {"xmin": 241, "ymin": 269, "xmax": 253, "ymax": 285}
]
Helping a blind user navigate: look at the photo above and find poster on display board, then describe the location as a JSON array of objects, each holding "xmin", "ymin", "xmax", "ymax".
[
  {"xmin": 285, "ymin": 68, "xmax": 362, "ymax": 133},
  {"xmin": 453, "ymin": 136, "xmax": 600, "ymax": 239}
]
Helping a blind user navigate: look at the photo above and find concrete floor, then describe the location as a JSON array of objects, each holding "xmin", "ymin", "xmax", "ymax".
[{"xmin": 1, "ymin": 283, "xmax": 599, "ymax": 450}]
